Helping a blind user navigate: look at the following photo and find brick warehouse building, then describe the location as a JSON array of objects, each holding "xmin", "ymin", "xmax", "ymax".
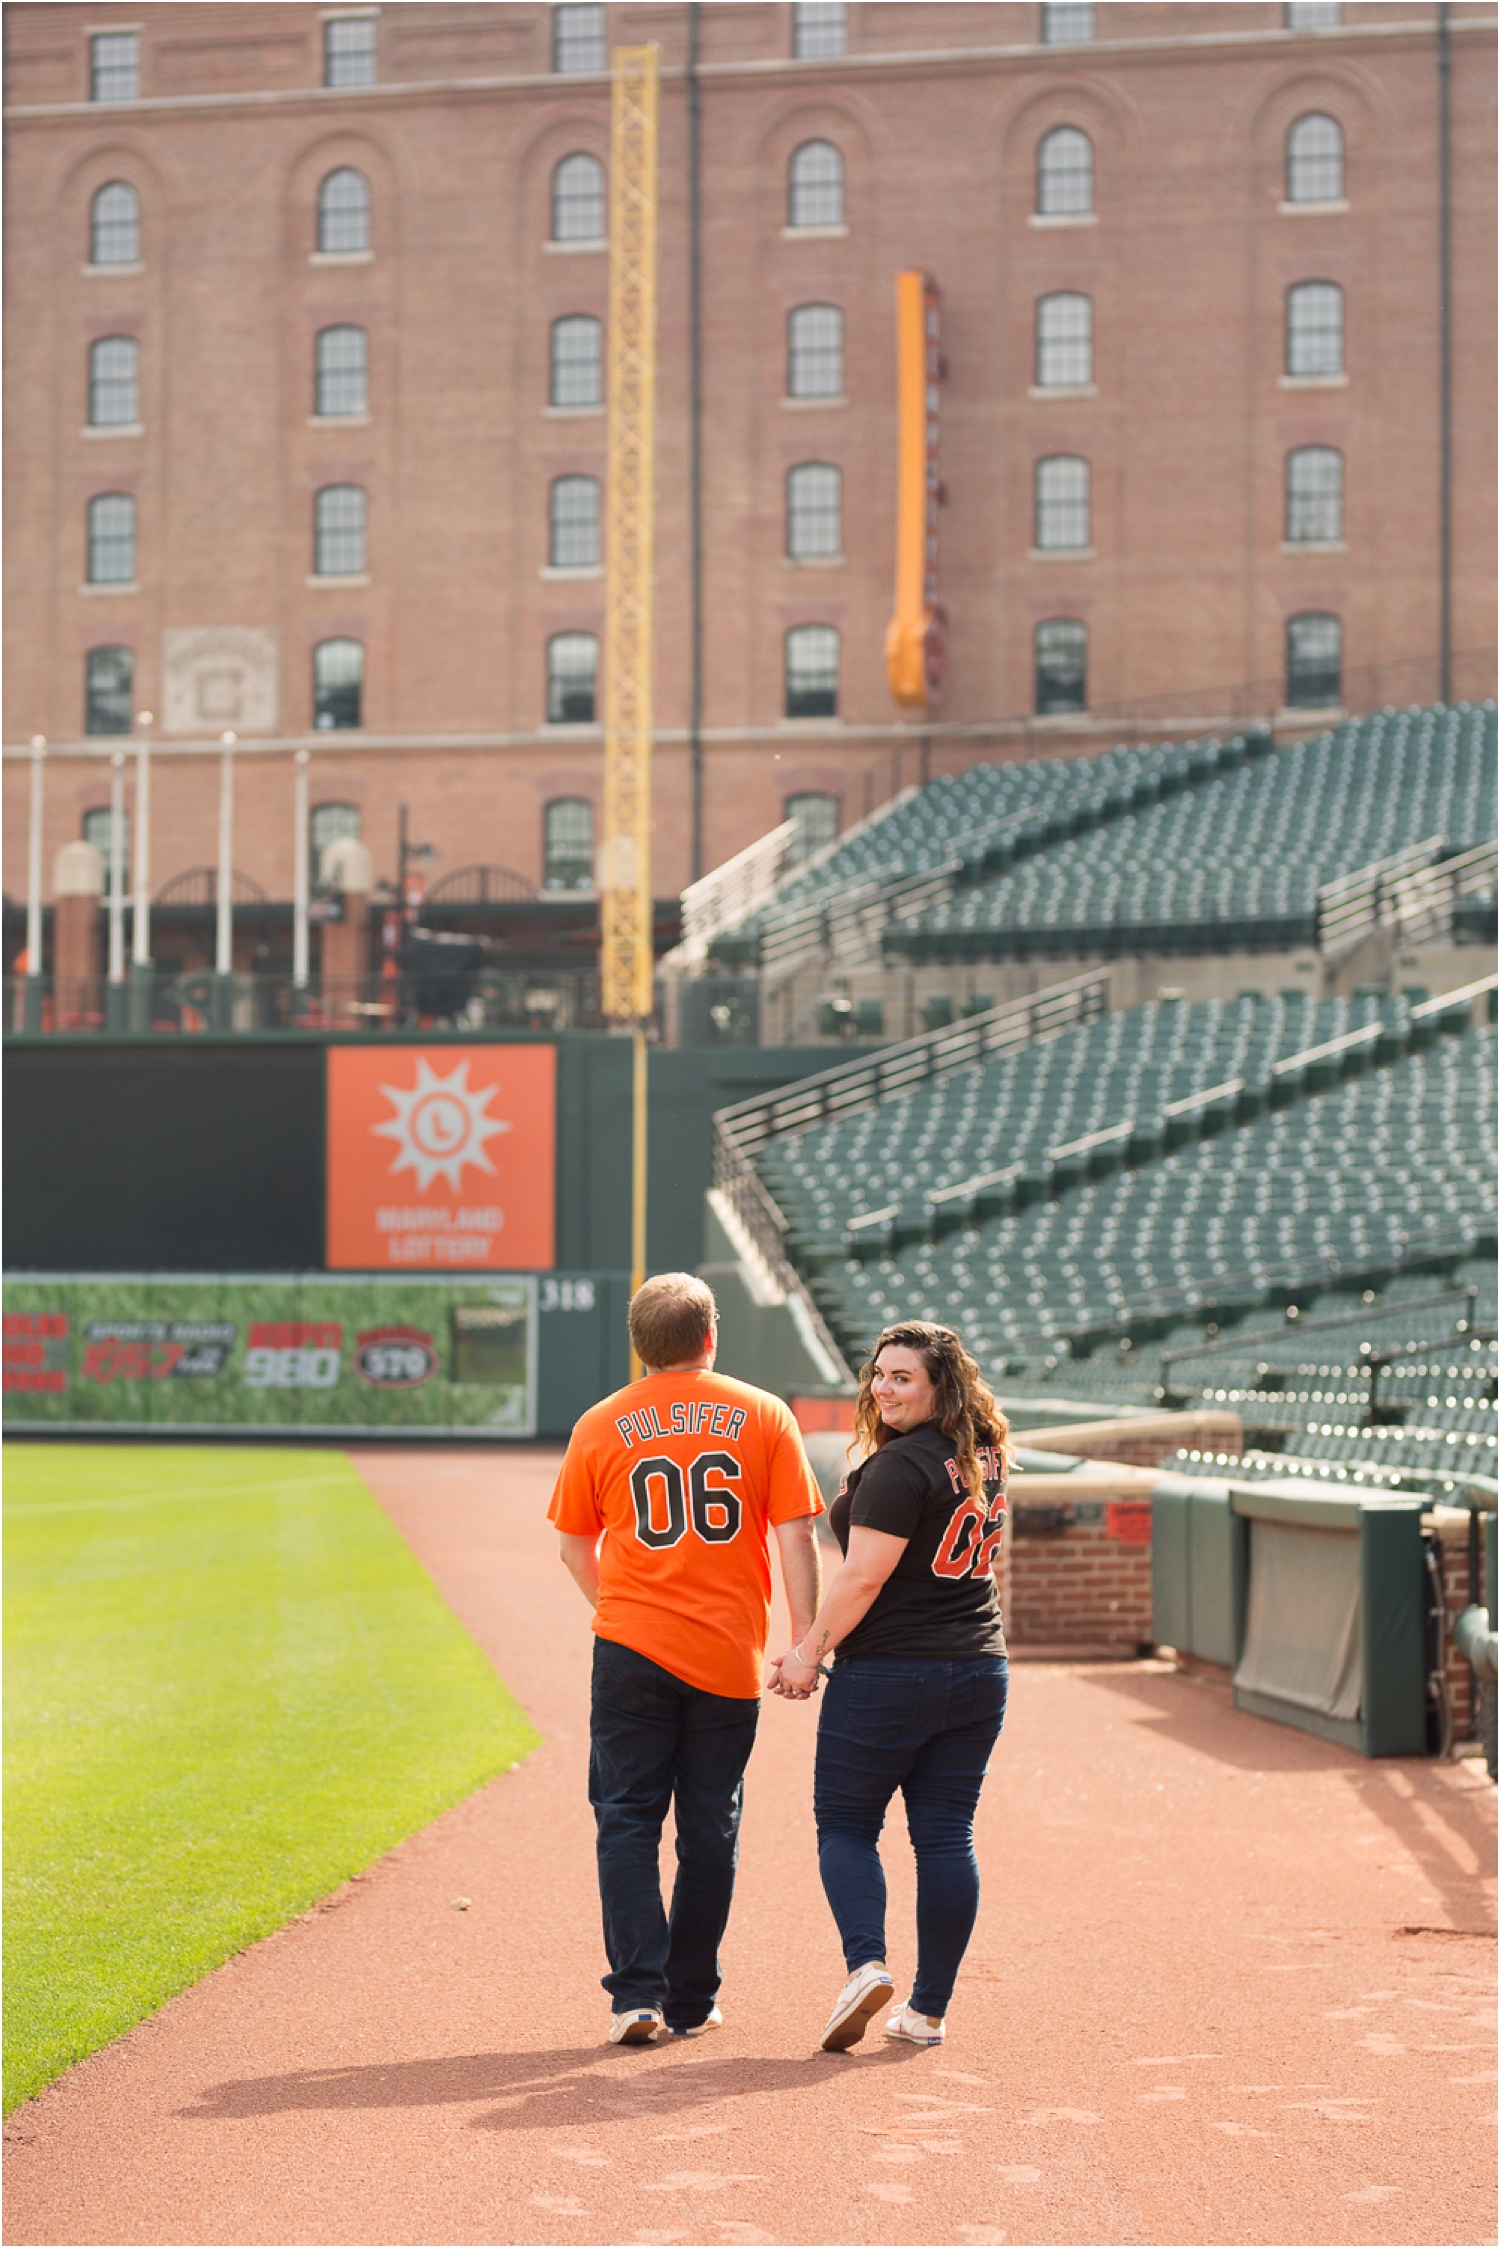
[{"xmin": 3, "ymin": 0, "xmax": 1495, "ymax": 992}]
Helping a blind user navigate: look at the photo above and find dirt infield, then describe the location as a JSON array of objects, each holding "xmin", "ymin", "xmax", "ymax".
[{"xmin": 4, "ymin": 1445, "xmax": 1495, "ymax": 2248}]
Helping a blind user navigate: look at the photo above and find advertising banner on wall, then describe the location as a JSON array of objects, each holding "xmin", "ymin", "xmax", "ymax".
[
  {"xmin": 325, "ymin": 1045, "xmax": 557, "ymax": 1273},
  {"xmin": 2, "ymin": 1276, "xmax": 537, "ymax": 1437}
]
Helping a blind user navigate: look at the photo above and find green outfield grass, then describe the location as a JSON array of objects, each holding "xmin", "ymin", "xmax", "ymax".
[{"xmin": 3, "ymin": 1444, "xmax": 538, "ymax": 2112}]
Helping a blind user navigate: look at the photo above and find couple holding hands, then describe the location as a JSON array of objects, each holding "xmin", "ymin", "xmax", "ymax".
[{"xmin": 549, "ymin": 1272, "xmax": 1011, "ymax": 2054}]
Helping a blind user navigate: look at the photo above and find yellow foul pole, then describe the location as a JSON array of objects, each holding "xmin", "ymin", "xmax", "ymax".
[{"xmin": 600, "ymin": 44, "xmax": 660, "ymax": 1351}]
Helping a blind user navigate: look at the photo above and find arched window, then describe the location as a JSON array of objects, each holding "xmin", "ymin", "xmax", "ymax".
[
  {"xmin": 788, "ymin": 140, "xmax": 843, "ymax": 229},
  {"xmin": 1286, "ymin": 113, "xmax": 1343, "ymax": 204},
  {"xmin": 311, "ymin": 801, "xmax": 361, "ymax": 879},
  {"xmin": 84, "ymin": 646, "xmax": 133, "ymax": 735},
  {"xmin": 787, "ymin": 303, "xmax": 843, "ymax": 398},
  {"xmin": 1037, "ymin": 127, "xmax": 1093, "ymax": 217},
  {"xmin": 90, "ymin": 181, "xmax": 139, "ymax": 265},
  {"xmin": 543, "ymin": 798, "xmax": 595, "ymax": 889},
  {"xmin": 313, "ymin": 639, "xmax": 364, "ymax": 730},
  {"xmin": 1285, "ymin": 447, "xmax": 1343, "ymax": 543},
  {"xmin": 1036, "ymin": 292, "xmax": 1092, "ymax": 387},
  {"xmin": 1035, "ymin": 618, "xmax": 1087, "ymax": 713},
  {"xmin": 87, "ymin": 493, "xmax": 135, "ymax": 584},
  {"xmin": 785, "ymin": 625, "xmax": 839, "ymax": 718},
  {"xmin": 785, "ymin": 791, "xmax": 839, "ymax": 863},
  {"xmin": 550, "ymin": 315, "xmax": 602, "ymax": 407},
  {"xmin": 549, "ymin": 475, "xmax": 601, "ymax": 568},
  {"xmin": 786, "ymin": 463, "xmax": 842, "ymax": 560},
  {"xmin": 314, "ymin": 485, "xmax": 366, "ymax": 576},
  {"xmin": 547, "ymin": 632, "xmax": 599, "ymax": 723},
  {"xmin": 82, "ymin": 805, "xmax": 131, "ymax": 889},
  {"xmin": 793, "ymin": 2, "xmax": 846, "ymax": 57},
  {"xmin": 1035, "ymin": 455, "xmax": 1090, "ymax": 550},
  {"xmin": 1286, "ymin": 281, "xmax": 1343, "ymax": 376},
  {"xmin": 317, "ymin": 168, "xmax": 370, "ymax": 254},
  {"xmin": 315, "ymin": 324, "xmax": 367, "ymax": 415},
  {"xmin": 88, "ymin": 336, "xmax": 138, "ymax": 427},
  {"xmin": 552, "ymin": 153, "xmax": 606, "ymax": 242},
  {"xmin": 1285, "ymin": 612, "xmax": 1341, "ymax": 707}
]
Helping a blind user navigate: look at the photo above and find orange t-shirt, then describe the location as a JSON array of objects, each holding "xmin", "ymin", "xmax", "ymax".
[{"xmin": 547, "ymin": 1369, "xmax": 824, "ymax": 1700}]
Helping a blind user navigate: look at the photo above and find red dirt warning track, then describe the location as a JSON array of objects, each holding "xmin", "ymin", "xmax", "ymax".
[{"xmin": 4, "ymin": 1446, "xmax": 1495, "ymax": 2248}]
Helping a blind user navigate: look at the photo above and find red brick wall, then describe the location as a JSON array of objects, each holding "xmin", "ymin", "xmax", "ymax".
[
  {"xmin": 1003, "ymin": 1511, "xmax": 1155, "ymax": 1652},
  {"xmin": 1437, "ymin": 1530, "xmax": 1479, "ymax": 1742},
  {"xmin": 4, "ymin": 3, "xmax": 1494, "ymax": 905}
]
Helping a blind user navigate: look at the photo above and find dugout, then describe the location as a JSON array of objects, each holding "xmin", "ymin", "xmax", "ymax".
[{"xmin": 1151, "ymin": 1476, "xmax": 1432, "ymax": 1756}]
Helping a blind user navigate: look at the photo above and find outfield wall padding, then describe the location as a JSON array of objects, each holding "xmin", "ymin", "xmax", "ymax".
[{"xmin": 2, "ymin": 1270, "xmax": 634, "ymax": 1441}]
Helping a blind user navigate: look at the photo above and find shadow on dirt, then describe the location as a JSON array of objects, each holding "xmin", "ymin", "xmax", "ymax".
[
  {"xmin": 1077, "ymin": 1663, "xmax": 1497, "ymax": 1935},
  {"xmin": 179, "ymin": 2037, "xmax": 929, "ymax": 2130}
]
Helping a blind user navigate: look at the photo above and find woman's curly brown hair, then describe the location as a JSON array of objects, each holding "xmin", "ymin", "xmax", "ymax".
[{"xmin": 853, "ymin": 1321, "xmax": 1013, "ymax": 1500}]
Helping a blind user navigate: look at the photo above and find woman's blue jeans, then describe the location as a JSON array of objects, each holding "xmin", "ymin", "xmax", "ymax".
[{"xmin": 813, "ymin": 1654, "xmax": 1008, "ymax": 2018}]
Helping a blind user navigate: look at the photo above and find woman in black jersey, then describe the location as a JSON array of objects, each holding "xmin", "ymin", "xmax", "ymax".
[{"xmin": 772, "ymin": 1321, "xmax": 1010, "ymax": 2053}]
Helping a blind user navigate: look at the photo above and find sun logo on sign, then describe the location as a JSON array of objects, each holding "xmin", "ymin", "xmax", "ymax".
[{"xmin": 372, "ymin": 1058, "xmax": 511, "ymax": 1192}]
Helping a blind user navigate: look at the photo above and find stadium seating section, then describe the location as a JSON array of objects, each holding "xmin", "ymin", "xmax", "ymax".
[
  {"xmin": 712, "ymin": 702, "xmax": 1497, "ymax": 964},
  {"xmin": 751, "ymin": 987, "xmax": 1497, "ymax": 1491}
]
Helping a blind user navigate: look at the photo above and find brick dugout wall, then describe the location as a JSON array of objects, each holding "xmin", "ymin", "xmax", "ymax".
[
  {"xmin": 1431, "ymin": 1511, "xmax": 1487, "ymax": 1742},
  {"xmin": 998, "ymin": 1419, "xmax": 1238, "ymax": 1651},
  {"xmin": 1000, "ymin": 1464, "xmax": 1159, "ymax": 1654}
]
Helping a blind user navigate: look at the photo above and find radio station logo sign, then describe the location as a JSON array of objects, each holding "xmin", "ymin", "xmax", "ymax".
[
  {"xmin": 4, "ymin": 1312, "xmax": 69, "ymax": 1393},
  {"xmin": 326, "ymin": 1045, "xmax": 556, "ymax": 1272},
  {"xmin": 244, "ymin": 1320, "xmax": 341, "ymax": 1390},
  {"xmin": 355, "ymin": 1325, "xmax": 439, "ymax": 1389},
  {"xmin": 80, "ymin": 1320, "xmax": 235, "ymax": 1384}
]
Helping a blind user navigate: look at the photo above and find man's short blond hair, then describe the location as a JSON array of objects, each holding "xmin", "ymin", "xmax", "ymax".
[{"xmin": 629, "ymin": 1273, "xmax": 718, "ymax": 1370}]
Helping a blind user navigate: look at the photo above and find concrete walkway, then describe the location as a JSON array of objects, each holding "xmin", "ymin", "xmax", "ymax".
[{"xmin": 4, "ymin": 1446, "xmax": 1495, "ymax": 2248}]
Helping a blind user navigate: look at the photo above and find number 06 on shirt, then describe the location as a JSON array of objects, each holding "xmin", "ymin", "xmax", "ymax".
[{"xmin": 548, "ymin": 1372, "xmax": 825, "ymax": 1699}]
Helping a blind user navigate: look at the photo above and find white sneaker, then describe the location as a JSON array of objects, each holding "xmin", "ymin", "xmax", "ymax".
[
  {"xmin": 886, "ymin": 2001, "xmax": 945, "ymax": 2046},
  {"xmin": 820, "ymin": 1962, "xmax": 895, "ymax": 2052},
  {"xmin": 667, "ymin": 2004, "xmax": 723, "ymax": 2039},
  {"xmin": 607, "ymin": 2006, "xmax": 664, "ymax": 2045}
]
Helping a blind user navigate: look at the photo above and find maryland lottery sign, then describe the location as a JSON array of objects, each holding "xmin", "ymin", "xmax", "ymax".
[{"xmin": 326, "ymin": 1045, "xmax": 556, "ymax": 1272}]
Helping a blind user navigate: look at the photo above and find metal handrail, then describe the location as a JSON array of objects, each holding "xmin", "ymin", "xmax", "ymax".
[
  {"xmin": 1271, "ymin": 1021, "xmax": 1383, "ymax": 1075},
  {"xmin": 709, "ymin": 1128, "xmax": 855, "ymax": 1385},
  {"xmin": 714, "ymin": 968, "xmax": 1110, "ymax": 1154},
  {"xmin": 755, "ymin": 858, "xmax": 964, "ymax": 975},
  {"xmin": 1391, "ymin": 840, "xmax": 1499, "ymax": 941},
  {"xmin": 995, "ymin": 1219, "xmax": 1490, "ymax": 1359},
  {"xmin": 1157, "ymin": 1285, "xmax": 1484, "ymax": 1374},
  {"xmin": 665, "ymin": 819, "xmax": 797, "ymax": 966},
  {"xmin": 928, "ymin": 1163, "xmax": 1022, "ymax": 1209},
  {"xmin": 846, "ymin": 1203, "xmax": 900, "ymax": 1235},
  {"xmin": 1046, "ymin": 1119, "xmax": 1134, "ymax": 1163},
  {"xmin": 1410, "ymin": 968, "xmax": 1500, "ymax": 1018},
  {"xmin": 1316, "ymin": 837, "xmax": 1447, "ymax": 948},
  {"xmin": 1162, "ymin": 1077, "xmax": 1244, "ymax": 1117},
  {"xmin": 743, "ymin": 729, "xmax": 1278, "ymax": 976}
]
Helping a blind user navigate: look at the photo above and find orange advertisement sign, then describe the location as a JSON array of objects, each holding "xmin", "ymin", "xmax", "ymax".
[{"xmin": 326, "ymin": 1045, "xmax": 556, "ymax": 1272}]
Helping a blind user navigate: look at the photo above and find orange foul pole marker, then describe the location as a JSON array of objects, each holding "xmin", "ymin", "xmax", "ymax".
[{"xmin": 884, "ymin": 270, "xmax": 945, "ymax": 715}]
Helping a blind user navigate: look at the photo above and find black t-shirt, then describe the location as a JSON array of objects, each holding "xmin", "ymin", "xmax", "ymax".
[{"xmin": 827, "ymin": 1420, "xmax": 1007, "ymax": 1663}]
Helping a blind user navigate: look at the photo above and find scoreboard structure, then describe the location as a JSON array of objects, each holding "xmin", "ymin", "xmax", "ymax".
[{"xmin": 2, "ymin": 1271, "xmax": 629, "ymax": 1442}]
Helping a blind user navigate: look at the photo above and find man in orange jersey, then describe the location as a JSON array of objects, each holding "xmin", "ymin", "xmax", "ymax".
[{"xmin": 550, "ymin": 1271, "xmax": 824, "ymax": 2044}]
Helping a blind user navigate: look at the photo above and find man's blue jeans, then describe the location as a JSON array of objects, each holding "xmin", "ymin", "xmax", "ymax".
[
  {"xmin": 588, "ymin": 1636, "xmax": 760, "ymax": 2030},
  {"xmin": 813, "ymin": 1654, "xmax": 1009, "ymax": 2018}
]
